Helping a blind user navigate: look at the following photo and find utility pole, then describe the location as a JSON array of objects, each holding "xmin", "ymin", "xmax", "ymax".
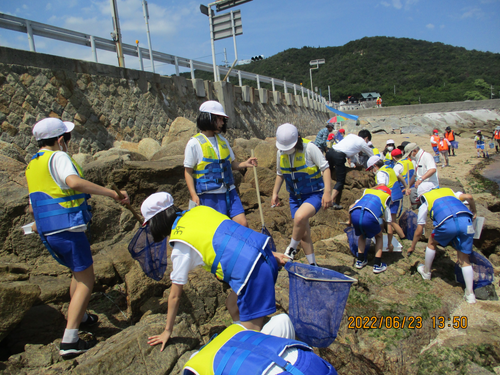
[
  {"xmin": 142, "ymin": 0, "xmax": 155, "ymax": 73},
  {"xmin": 491, "ymin": 85, "xmax": 494, "ymax": 99},
  {"xmin": 110, "ymin": 0, "xmax": 125, "ymax": 67},
  {"xmin": 223, "ymin": 48, "xmax": 229, "ymax": 67}
]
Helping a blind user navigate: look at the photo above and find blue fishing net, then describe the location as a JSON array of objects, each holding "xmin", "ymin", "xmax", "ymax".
[
  {"xmin": 344, "ymin": 226, "xmax": 369, "ymax": 261},
  {"xmin": 285, "ymin": 262, "xmax": 356, "ymax": 348},
  {"xmin": 128, "ymin": 225, "xmax": 168, "ymax": 281},
  {"xmin": 451, "ymin": 141, "xmax": 459, "ymax": 149},
  {"xmin": 261, "ymin": 226, "xmax": 276, "ymax": 253},
  {"xmin": 454, "ymin": 251, "xmax": 494, "ymax": 290},
  {"xmin": 399, "ymin": 209, "xmax": 418, "ymax": 240}
]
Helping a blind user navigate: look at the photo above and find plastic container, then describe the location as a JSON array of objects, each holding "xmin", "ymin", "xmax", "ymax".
[
  {"xmin": 22, "ymin": 222, "xmax": 35, "ymax": 235},
  {"xmin": 433, "ymin": 155, "xmax": 440, "ymax": 163},
  {"xmin": 450, "ymin": 141, "xmax": 459, "ymax": 149}
]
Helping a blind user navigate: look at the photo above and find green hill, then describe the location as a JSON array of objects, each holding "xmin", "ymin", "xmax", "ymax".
[{"xmin": 183, "ymin": 36, "xmax": 500, "ymax": 106}]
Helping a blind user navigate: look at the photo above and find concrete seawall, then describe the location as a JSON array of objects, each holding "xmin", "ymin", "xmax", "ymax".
[{"xmin": 0, "ymin": 47, "xmax": 328, "ymax": 162}]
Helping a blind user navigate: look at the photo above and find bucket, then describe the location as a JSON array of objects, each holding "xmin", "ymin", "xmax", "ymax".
[
  {"xmin": 489, "ymin": 142, "xmax": 495, "ymax": 149},
  {"xmin": 433, "ymin": 155, "xmax": 440, "ymax": 163},
  {"xmin": 344, "ymin": 227, "xmax": 370, "ymax": 260},
  {"xmin": 285, "ymin": 262, "xmax": 356, "ymax": 347},
  {"xmin": 450, "ymin": 141, "xmax": 459, "ymax": 149}
]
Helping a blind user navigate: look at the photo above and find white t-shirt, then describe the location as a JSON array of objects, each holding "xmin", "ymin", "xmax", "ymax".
[
  {"xmin": 375, "ymin": 170, "xmax": 389, "ymax": 186},
  {"xmin": 332, "ymin": 134, "xmax": 374, "ymax": 158},
  {"xmin": 417, "ymin": 191, "xmax": 463, "ymax": 225},
  {"xmin": 393, "ymin": 162, "xmax": 403, "ymax": 177},
  {"xmin": 170, "ymin": 241, "xmax": 261, "ymax": 295},
  {"xmin": 34, "ymin": 150, "xmax": 86, "ymax": 235},
  {"xmin": 430, "ymin": 136, "xmax": 438, "ymax": 145},
  {"xmin": 276, "ymin": 142, "xmax": 329, "ymax": 176},
  {"xmin": 413, "ymin": 149, "xmax": 439, "ymax": 188},
  {"xmin": 184, "ymin": 135, "xmax": 236, "ymax": 194}
]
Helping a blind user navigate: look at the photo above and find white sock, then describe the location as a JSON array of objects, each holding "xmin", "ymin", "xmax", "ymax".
[
  {"xmin": 461, "ymin": 265, "xmax": 474, "ymax": 295},
  {"xmin": 62, "ymin": 328, "xmax": 79, "ymax": 344},
  {"xmin": 289, "ymin": 238, "xmax": 300, "ymax": 249},
  {"xmin": 306, "ymin": 253, "xmax": 316, "ymax": 265},
  {"xmin": 81, "ymin": 312, "xmax": 88, "ymax": 323},
  {"xmin": 424, "ymin": 247, "xmax": 436, "ymax": 274}
]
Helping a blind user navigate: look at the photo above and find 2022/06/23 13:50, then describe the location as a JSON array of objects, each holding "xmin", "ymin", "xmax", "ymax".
[{"xmin": 347, "ymin": 316, "xmax": 468, "ymax": 329}]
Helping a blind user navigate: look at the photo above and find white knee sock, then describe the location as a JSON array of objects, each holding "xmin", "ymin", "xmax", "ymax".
[
  {"xmin": 62, "ymin": 328, "xmax": 79, "ymax": 344},
  {"xmin": 461, "ymin": 265, "xmax": 474, "ymax": 295},
  {"xmin": 424, "ymin": 247, "xmax": 436, "ymax": 274},
  {"xmin": 289, "ymin": 238, "xmax": 300, "ymax": 249},
  {"xmin": 305, "ymin": 253, "xmax": 316, "ymax": 265}
]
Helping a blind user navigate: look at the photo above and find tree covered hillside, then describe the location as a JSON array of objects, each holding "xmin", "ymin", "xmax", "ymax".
[{"xmin": 185, "ymin": 36, "xmax": 500, "ymax": 106}]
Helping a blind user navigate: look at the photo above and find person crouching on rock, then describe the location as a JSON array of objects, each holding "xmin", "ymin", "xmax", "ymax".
[
  {"xmin": 409, "ymin": 182, "xmax": 478, "ymax": 304},
  {"xmin": 144, "ymin": 192, "xmax": 289, "ymax": 351},
  {"xmin": 184, "ymin": 100, "xmax": 257, "ymax": 227},
  {"xmin": 348, "ymin": 185, "xmax": 394, "ymax": 274},
  {"xmin": 271, "ymin": 123, "xmax": 332, "ymax": 266},
  {"xmin": 25, "ymin": 118, "xmax": 129, "ymax": 358}
]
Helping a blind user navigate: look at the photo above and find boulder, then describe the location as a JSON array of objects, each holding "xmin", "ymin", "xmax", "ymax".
[
  {"xmin": 0, "ymin": 281, "xmax": 41, "ymax": 342},
  {"xmin": 137, "ymin": 138, "xmax": 161, "ymax": 160},
  {"xmin": 161, "ymin": 117, "xmax": 197, "ymax": 146},
  {"xmin": 0, "ymin": 140, "xmax": 26, "ymax": 164},
  {"xmin": 29, "ymin": 275, "xmax": 71, "ymax": 304},
  {"xmin": 113, "ymin": 141, "xmax": 139, "ymax": 154},
  {"xmin": 150, "ymin": 140, "xmax": 186, "ymax": 160},
  {"xmin": 254, "ymin": 140, "xmax": 277, "ymax": 169},
  {"xmin": 72, "ymin": 153, "xmax": 93, "ymax": 167}
]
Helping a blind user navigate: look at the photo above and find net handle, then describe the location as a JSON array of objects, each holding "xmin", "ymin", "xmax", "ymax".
[{"xmin": 251, "ymin": 149, "xmax": 266, "ymax": 228}]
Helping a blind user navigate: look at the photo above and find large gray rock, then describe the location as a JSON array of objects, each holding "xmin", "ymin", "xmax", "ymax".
[
  {"xmin": 150, "ymin": 140, "xmax": 186, "ymax": 160},
  {"xmin": 29, "ymin": 275, "xmax": 71, "ymax": 304},
  {"xmin": 0, "ymin": 281, "xmax": 41, "ymax": 342}
]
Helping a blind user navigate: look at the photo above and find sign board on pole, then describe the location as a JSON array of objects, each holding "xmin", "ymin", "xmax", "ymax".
[
  {"xmin": 212, "ymin": 10, "xmax": 242, "ymax": 41},
  {"xmin": 215, "ymin": 0, "xmax": 252, "ymax": 12},
  {"xmin": 310, "ymin": 59, "xmax": 325, "ymax": 66}
]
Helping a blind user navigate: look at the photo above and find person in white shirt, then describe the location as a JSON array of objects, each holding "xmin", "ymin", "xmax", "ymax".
[
  {"xmin": 408, "ymin": 182, "xmax": 477, "ymax": 304},
  {"xmin": 184, "ymin": 101, "xmax": 257, "ymax": 227},
  {"xmin": 402, "ymin": 143, "xmax": 439, "ymax": 190},
  {"xmin": 325, "ymin": 130, "xmax": 374, "ymax": 209}
]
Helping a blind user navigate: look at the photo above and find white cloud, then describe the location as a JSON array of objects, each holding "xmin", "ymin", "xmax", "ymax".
[
  {"xmin": 460, "ymin": 7, "xmax": 485, "ymax": 19},
  {"xmin": 440, "ymin": 24, "xmax": 445, "ymax": 29},
  {"xmin": 46, "ymin": 3, "xmax": 52, "ymax": 11},
  {"xmin": 426, "ymin": 23, "xmax": 435, "ymax": 29},
  {"xmin": 392, "ymin": 0, "xmax": 402, "ymax": 9},
  {"xmin": 381, "ymin": 1, "xmax": 391, "ymax": 7},
  {"xmin": 22, "ymin": 4, "xmax": 28, "ymax": 10}
]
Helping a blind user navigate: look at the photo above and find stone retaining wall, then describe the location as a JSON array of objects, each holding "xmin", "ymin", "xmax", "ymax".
[{"xmin": 0, "ymin": 47, "xmax": 329, "ymax": 163}]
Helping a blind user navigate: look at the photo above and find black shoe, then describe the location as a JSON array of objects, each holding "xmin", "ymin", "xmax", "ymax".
[
  {"xmin": 60, "ymin": 338, "xmax": 97, "ymax": 358},
  {"xmin": 81, "ymin": 313, "xmax": 99, "ymax": 327},
  {"xmin": 284, "ymin": 246, "xmax": 298, "ymax": 260}
]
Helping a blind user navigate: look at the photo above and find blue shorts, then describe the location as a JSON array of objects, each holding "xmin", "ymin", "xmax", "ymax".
[
  {"xmin": 200, "ymin": 189, "xmax": 245, "ymax": 219},
  {"xmin": 390, "ymin": 199, "xmax": 403, "ymax": 217},
  {"xmin": 432, "ymin": 214, "xmax": 474, "ymax": 254},
  {"xmin": 351, "ymin": 208, "xmax": 382, "ymax": 239},
  {"xmin": 237, "ymin": 244, "xmax": 278, "ymax": 322},
  {"xmin": 45, "ymin": 231, "xmax": 93, "ymax": 272},
  {"xmin": 289, "ymin": 191, "xmax": 322, "ymax": 219},
  {"xmin": 432, "ymin": 146, "xmax": 439, "ymax": 153},
  {"xmin": 476, "ymin": 144, "xmax": 485, "ymax": 150}
]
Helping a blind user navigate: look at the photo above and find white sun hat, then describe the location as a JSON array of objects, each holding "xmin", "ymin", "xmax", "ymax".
[
  {"xmin": 199, "ymin": 100, "xmax": 228, "ymax": 118},
  {"xmin": 141, "ymin": 192, "xmax": 174, "ymax": 224},
  {"xmin": 32, "ymin": 118, "xmax": 75, "ymax": 141},
  {"xmin": 276, "ymin": 123, "xmax": 299, "ymax": 151},
  {"xmin": 366, "ymin": 155, "xmax": 381, "ymax": 170}
]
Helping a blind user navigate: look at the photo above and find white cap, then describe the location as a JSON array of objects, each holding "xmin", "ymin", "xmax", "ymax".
[
  {"xmin": 367, "ymin": 141, "xmax": 373, "ymax": 147},
  {"xmin": 386, "ymin": 139, "xmax": 395, "ymax": 145},
  {"xmin": 476, "ymin": 130, "xmax": 482, "ymax": 133},
  {"xmin": 141, "ymin": 192, "xmax": 174, "ymax": 224},
  {"xmin": 276, "ymin": 123, "xmax": 298, "ymax": 151},
  {"xmin": 33, "ymin": 118, "xmax": 75, "ymax": 141},
  {"xmin": 366, "ymin": 155, "xmax": 381, "ymax": 170},
  {"xmin": 199, "ymin": 100, "xmax": 228, "ymax": 118}
]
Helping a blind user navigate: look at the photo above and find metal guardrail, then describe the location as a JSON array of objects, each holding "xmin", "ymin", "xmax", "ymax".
[{"xmin": 0, "ymin": 12, "xmax": 326, "ymax": 104}]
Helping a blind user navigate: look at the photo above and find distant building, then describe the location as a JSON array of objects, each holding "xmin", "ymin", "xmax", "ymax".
[{"xmin": 361, "ymin": 92, "xmax": 381, "ymax": 101}]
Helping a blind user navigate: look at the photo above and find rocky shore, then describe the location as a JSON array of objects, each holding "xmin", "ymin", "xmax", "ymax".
[{"xmin": 0, "ymin": 117, "xmax": 500, "ymax": 375}]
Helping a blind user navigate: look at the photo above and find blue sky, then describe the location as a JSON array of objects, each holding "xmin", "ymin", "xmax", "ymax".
[{"xmin": 0, "ymin": 0, "xmax": 499, "ymax": 77}]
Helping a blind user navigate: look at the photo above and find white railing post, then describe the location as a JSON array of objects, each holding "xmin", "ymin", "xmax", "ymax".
[
  {"xmin": 190, "ymin": 59, "xmax": 195, "ymax": 79},
  {"xmin": 26, "ymin": 21, "xmax": 35, "ymax": 52},
  {"xmin": 301, "ymin": 86, "xmax": 304, "ymax": 98},
  {"xmin": 238, "ymin": 70, "xmax": 242, "ymax": 86},
  {"xmin": 90, "ymin": 36, "xmax": 98, "ymax": 63},
  {"xmin": 174, "ymin": 56, "xmax": 180, "ymax": 76},
  {"xmin": 284, "ymin": 80, "xmax": 287, "ymax": 94},
  {"xmin": 271, "ymin": 78, "xmax": 275, "ymax": 92},
  {"xmin": 217, "ymin": 66, "xmax": 221, "ymax": 82},
  {"xmin": 256, "ymin": 75, "xmax": 260, "ymax": 89},
  {"xmin": 294, "ymin": 84, "xmax": 297, "ymax": 95},
  {"xmin": 137, "ymin": 44, "xmax": 144, "ymax": 71}
]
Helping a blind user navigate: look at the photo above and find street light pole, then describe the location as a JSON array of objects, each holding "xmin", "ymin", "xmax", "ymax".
[
  {"xmin": 142, "ymin": 0, "xmax": 155, "ymax": 73},
  {"xmin": 309, "ymin": 59, "xmax": 325, "ymax": 92},
  {"xmin": 208, "ymin": 2, "xmax": 218, "ymax": 81},
  {"xmin": 110, "ymin": 0, "xmax": 125, "ymax": 68}
]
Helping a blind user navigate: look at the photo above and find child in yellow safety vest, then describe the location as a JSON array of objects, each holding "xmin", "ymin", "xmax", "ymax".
[
  {"xmin": 142, "ymin": 192, "xmax": 289, "ymax": 351},
  {"xmin": 26, "ymin": 118, "xmax": 130, "ymax": 358},
  {"xmin": 184, "ymin": 101, "xmax": 257, "ymax": 227}
]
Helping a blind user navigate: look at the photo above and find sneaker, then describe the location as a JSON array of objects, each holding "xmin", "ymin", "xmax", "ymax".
[
  {"xmin": 464, "ymin": 292, "xmax": 476, "ymax": 304},
  {"xmin": 417, "ymin": 264, "xmax": 431, "ymax": 280},
  {"xmin": 355, "ymin": 259, "xmax": 368, "ymax": 269},
  {"xmin": 332, "ymin": 203, "xmax": 343, "ymax": 210},
  {"xmin": 284, "ymin": 246, "xmax": 298, "ymax": 260},
  {"xmin": 80, "ymin": 313, "xmax": 99, "ymax": 327},
  {"xmin": 441, "ymin": 164, "xmax": 445, "ymax": 168},
  {"xmin": 59, "ymin": 338, "xmax": 97, "ymax": 358},
  {"xmin": 373, "ymin": 263, "xmax": 387, "ymax": 274}
]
